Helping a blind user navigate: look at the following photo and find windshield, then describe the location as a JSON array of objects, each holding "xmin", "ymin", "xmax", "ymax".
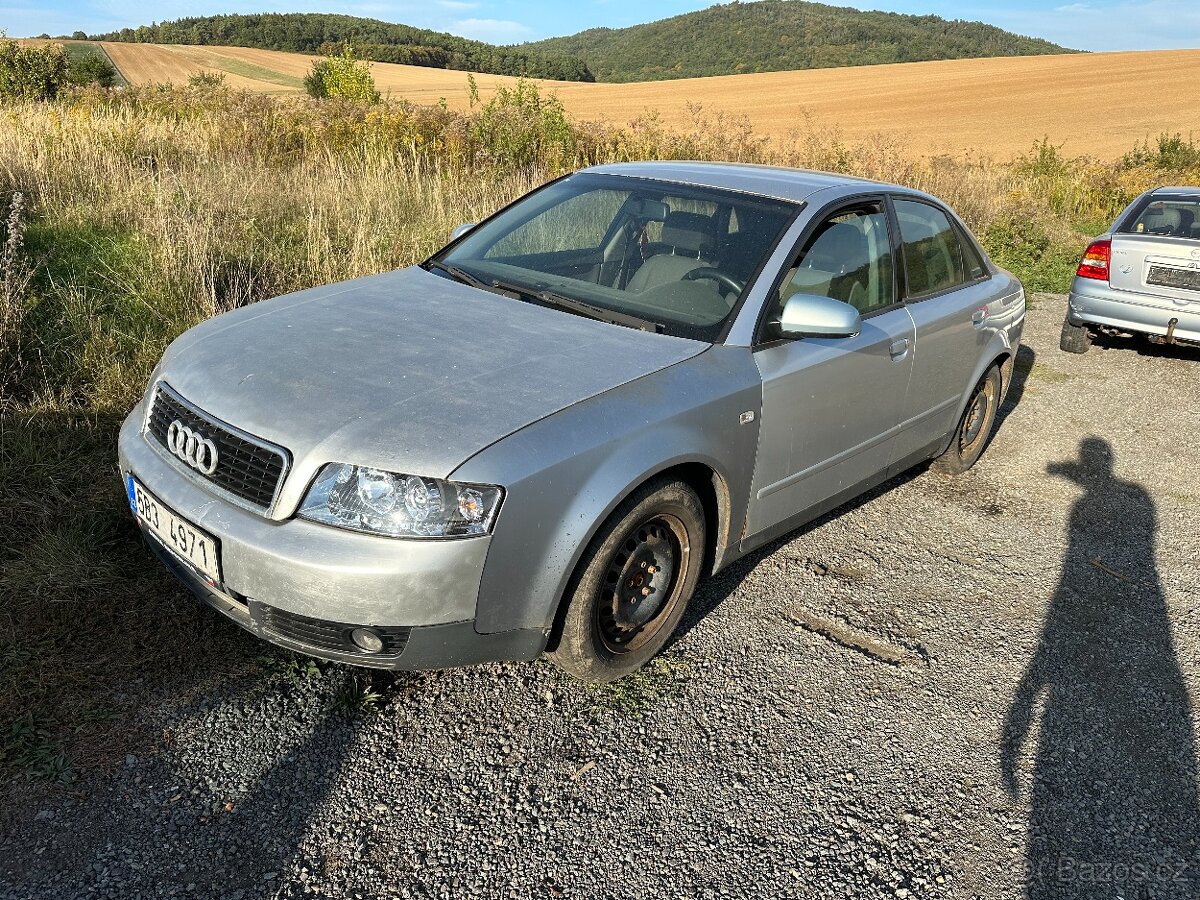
[
  {"xmin": 1118, "ymin": 195, "xmax": 1200, "ymax": 240},
  {"xmin": 430, "ymin": 173, "xmax": 798, "ymax": 341}
]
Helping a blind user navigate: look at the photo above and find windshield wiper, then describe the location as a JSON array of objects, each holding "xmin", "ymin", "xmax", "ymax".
[
  {"xmin": 426, "ymin": 260, "xmax": 661, "ymax": 333},
  {"xmin": 424, "ymin": 259, "xmax": 491, "ymax": 290},
  {"xmin": 523, "ymin": 287, "xmax": 662, "ymax": 333}
]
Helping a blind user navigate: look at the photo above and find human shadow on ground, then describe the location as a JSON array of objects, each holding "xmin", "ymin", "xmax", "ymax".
[{"xmin": 1002, "ymin": 437, "xmax": 1200, "ymax": 898}]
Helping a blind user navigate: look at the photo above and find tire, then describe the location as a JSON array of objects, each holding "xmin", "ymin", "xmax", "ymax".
[
  {"xmin": 549, "ymin": 479, "xmax": 706, "ymax": 683},
  {"xmin": 931, "ymin": 365, "xmax": 1002, "ymax": 476},
  {"xmin": 1060, "ymin": 315, "xmax": 1091, "ymax": 354}
]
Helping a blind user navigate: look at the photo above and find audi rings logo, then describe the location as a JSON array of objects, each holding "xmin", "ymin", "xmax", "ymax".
[{"xmin": 166, "ymin": 420, "xmax": 219, "ymax": 475}]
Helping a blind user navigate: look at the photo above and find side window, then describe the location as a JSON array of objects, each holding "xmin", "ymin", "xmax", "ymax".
[
  {"xmin": 893, "ymin": 199, "xmax": 968, "ymax": 297},
  {"xmin": 781, "ymin": 203, "xmax": 895, "ymax": 314},
  {"xmin": 959, "ymin": 228, "xmax": 987, "ymax": 280}
]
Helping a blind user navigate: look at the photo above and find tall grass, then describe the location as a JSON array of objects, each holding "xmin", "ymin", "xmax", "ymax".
[{"xmin": 1, "ymin": 80, "xmax": 1198, "ymax": 781}]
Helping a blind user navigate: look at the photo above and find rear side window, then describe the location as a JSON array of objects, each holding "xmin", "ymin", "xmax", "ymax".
[
  {"xmin": 894, "ymin": 199, "xmax": 968, "ymax": 297},
  {"xmin": 1119, "ymin": 197, "xmax": 1200, "ymax": 239}
]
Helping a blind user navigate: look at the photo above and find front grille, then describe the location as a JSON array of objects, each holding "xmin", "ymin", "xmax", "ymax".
[
  {"xmin": 252, "ymin": 603, "xmax": 411, "ymax": 659},
  {"xmin": 147, "ymin": 383, "xmax": 289, "ymax": 510}
]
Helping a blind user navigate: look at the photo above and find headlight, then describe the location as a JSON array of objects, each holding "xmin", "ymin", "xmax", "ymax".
[{"xmin": 298, "ymin": 464, "xmax": 503, "ymax": 538}]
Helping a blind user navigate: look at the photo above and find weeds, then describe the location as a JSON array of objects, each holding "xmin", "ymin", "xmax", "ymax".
[
  {"xmin": 0, "ymin": 190, "xmax": 32, "ymax": 394},
  {"xmin": 255, "ymin": 652, "xmax": 323, "ymax": 682},
  {"xmin": 584, "ymin": 655, "xmax": 692, "ymax": 717},
  {"xmin": 2, "ymin": 715, "xmax": 75, "ymax": 783},
  {"xmin": 332, "ymin": 673, "xmax": 385, "ymax": 717}
]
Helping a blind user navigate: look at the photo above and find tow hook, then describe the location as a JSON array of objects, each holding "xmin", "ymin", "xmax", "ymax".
[{"xmin": 1152, "ymin": 317, "xmax": 1179, "ymax": 346}]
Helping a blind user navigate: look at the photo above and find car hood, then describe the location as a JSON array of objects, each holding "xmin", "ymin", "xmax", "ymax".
[{"xmin": 155, "ymin": 266, "xmax": 704, "ymax": 496}]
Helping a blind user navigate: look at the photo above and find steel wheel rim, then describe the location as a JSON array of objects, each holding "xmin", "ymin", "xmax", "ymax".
[
  {"xmin": 960, "ymin": 378, "xmax": 995, "ymax": 452},
  {"xmin": 596, "ymin": 513, "xmax": 690, "ymax": 654}
]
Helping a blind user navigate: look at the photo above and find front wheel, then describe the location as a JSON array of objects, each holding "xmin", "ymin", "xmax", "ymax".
[
  {"xmin": 931, "ymin": 365, "xmax": 1002, "ymax": 476},
  {"xmin": 549, "ymin": 479, "xmax": 706, "ymax": 683}
]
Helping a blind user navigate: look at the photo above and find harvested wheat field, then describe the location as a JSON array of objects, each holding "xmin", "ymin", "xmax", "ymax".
[{"xmin": 99, "ymin": 43, "xmax": 1200, "ymax": 159}]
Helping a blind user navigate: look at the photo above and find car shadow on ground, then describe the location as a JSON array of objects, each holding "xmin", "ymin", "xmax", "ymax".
[
  {"xmin": 1088, "ymin": 330, "xmax": 1200, "ymax": 361},
  {"xmin": 995, "ymin": 343, "xmax": 1034, "ymax": 433},
  {"xmin": 670, "ymin": 462, "xmax": 929, "ymax": 648},
  {"xmin": 672, "ymin": 341, "xmax": 1037, "ymax": 647},
  {"xmin": 1001, "ymin": 437, "xmax": 1200, "ymax": 898}
]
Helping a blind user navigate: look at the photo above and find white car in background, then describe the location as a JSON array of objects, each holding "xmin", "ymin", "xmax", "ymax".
[{"xmin": 1061, "ymin": 187, "xmax": 1200, "ymax": 352}]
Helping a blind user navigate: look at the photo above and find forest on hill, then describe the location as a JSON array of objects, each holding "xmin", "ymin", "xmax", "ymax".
[
  {"xmin": 89, "ymin": 13, "xmax": 595, "ymax": 82},
  {"xmin": 522, "ymin": 0, "xmax": 1074, "ymax": 82}
]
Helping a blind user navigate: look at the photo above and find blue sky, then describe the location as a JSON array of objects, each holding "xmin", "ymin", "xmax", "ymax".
[{"xmin": 6, "ymin": 0, "xmax": 1199, "ymax": 51}]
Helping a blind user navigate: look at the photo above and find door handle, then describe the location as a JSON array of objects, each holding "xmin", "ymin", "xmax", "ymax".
[
  {"xmin": 889, "ymin": 338, "xmax": 910, "ymax": 359},
  {"xmin": 972, "ymin": 307, "xmax": 988, "ymax": 326}
]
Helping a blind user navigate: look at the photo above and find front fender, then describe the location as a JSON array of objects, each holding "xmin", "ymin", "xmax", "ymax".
[{"xmin": 451, "ymin": 347, "xmax": 762, "ymax": 635}]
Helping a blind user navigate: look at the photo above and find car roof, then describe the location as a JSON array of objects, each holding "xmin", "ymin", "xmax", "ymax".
[
  {"xmin": 1150, "ymin": 186, "xmax": 1200, "ymax": 197},
  {"xmin": 582, "ymin": 161, "xmax": 900, "ymax": 204}
]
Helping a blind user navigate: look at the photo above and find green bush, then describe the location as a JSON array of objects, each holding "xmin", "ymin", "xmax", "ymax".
[
  {"xmin": 187, "ymin": 71, "xmax": 227, "ymax": 89},
  {"xmin": 66, "ymin": 51, "xmax": 117, "ymax": 87},
  {"xmin": 469, "ymin": 80, "xmax": 577, "ymax": 170},
  {"xmin": 0, "ymin": 38, "xmax": 69, "ymax": 101},
  {"xmin": 1121, "ymin": 133, "xmax": 1200, "ymax": 170},
  {"xmin": 304, "ymin": 46, "xmax": 380, "ymax": 104},
  {"xmin": 981, "ymin": 215, "xmax": 1084, "ymax": 294}
]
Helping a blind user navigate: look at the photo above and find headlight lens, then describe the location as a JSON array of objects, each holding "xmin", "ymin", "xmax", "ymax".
[{"xmin": 298, "ymin": 464, "xmax": 503, "ymax": 538}]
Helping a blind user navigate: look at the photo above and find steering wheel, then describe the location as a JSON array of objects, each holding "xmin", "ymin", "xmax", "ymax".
[{"xmin": 682, "ymin": 267, "xmax": 744, "ymax": 296}]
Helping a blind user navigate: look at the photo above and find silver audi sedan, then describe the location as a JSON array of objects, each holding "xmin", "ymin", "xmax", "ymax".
[
  {"xmin": 118, "ymin": 162, "xmax": 1025, "ymax": 682},
  {"xmin": 1061, "ymin": 186, "xmax": 1200, "ymax": 352}
]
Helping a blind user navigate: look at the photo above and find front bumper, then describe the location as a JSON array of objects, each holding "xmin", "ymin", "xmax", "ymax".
[
  {"xmin": 118, "ymin": 406, "xmax": 545, "ymax": 669},
  {"xmin": 1068, "ymin": 279, "xmax": 1200, "ymax": 342}
]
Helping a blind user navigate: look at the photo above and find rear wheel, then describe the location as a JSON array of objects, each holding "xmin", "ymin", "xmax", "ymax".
[
  {"xmin": 549, "ymin": 479, "xmax": 705, "ymax": 683},
  {"xmin": 1060, "ymin": 315, "xmax": 1091, "ymax": 354},
  {"xmin": 931, "ymin": 365, "xmax": 1002, "ymax": 476}
]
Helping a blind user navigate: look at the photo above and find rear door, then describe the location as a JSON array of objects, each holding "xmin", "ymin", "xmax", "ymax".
[
  {"xmin": 1110, "ymin": 195, "xmax": 1200, "ymax": 301},
  {"xmin": 746, "ymin": 199, "xmax": 914, "ymax": 537},
  {"xmin": 889, "ymin": 197, "xmax": 996, "ymax": 462}
]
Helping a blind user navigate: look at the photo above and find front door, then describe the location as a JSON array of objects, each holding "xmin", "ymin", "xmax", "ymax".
[{"xmin": 745, "ymin": 200, "xmax": 914, "ymax": 538}]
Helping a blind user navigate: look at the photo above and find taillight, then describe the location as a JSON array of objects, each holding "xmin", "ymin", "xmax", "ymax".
[{"xmin": 1076, "ymin": 238, "xmax": 1111, "ymax": 281}]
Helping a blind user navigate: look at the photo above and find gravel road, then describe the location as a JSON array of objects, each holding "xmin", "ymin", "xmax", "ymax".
[{"xmin": 3, "ymin": 294, "xmax": 1198, "ymax": 899}]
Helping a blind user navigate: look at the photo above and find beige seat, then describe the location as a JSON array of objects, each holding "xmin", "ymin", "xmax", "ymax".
[
  {"xmin": 627, "ymin": 212, "xmax": 717, "ymax": 293},
  {"xmin": 1143, "ymin": 205, "xmax": 1182, "ymax": 235}
]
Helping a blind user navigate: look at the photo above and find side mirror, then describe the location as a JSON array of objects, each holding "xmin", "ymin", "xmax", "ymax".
[
  {"xmin": 450, "ymin": 222, "xmax": 476, "ymax": 241},
  {"xmin": 777, "ymin": 293, "xmax": 862, "ymax": 339}
]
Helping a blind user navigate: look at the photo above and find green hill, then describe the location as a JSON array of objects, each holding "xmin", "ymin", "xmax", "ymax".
[
  {"xmin": 89, "ymin": 13, "xmax": 595, "ymax": 82},
  {"xmin": 520, "ymin": 0, "xmax": 1075, "ymax": 83}
]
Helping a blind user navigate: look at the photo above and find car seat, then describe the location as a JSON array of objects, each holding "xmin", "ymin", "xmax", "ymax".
[{"xmin": 627, "ymin": 212, "xmax": 717, "ymax": 293}]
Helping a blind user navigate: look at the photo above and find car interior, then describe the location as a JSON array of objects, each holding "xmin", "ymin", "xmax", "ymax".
[{"xmin": 1131, "ymin": 201, "xmax": 1200, "ymax": 238}]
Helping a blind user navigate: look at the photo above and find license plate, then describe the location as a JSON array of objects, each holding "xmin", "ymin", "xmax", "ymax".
[
  {"xmin": 1147, "ymin": 264, "xmax": 1200, "ymax": 291},
  {"xmin": 127, "ymin": 476, "xmax": 222, "ymax": 584}
]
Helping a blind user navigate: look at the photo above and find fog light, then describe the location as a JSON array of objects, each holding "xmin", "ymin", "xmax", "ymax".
[{"xmin": 350, "ymin": 627, "xmax": 384, "ymax": 653}]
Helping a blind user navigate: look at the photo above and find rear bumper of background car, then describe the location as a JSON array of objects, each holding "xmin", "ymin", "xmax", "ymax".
[
  {"xmin": 1068, "ymin": 279, "xmax": 1200, "ymax": 343},
  {"xmin": 118, "ymin": 405, "xmax": 546, "ymax": 670}
]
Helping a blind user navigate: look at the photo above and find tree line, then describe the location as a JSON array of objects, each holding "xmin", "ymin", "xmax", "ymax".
[{"xmin": 88, "ymin": 13, "xmax": 595, "ymax": 82}]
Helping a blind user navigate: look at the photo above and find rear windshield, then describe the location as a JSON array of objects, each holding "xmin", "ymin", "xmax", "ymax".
[{"xmin": 1118, "ymin": 196, "xmax": 1200, "ymax": 239}]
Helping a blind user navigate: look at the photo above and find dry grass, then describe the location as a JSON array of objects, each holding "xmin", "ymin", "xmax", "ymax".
[{"xmin": 96, "ymin": 44, "xmax": 1200, "ymax": 160}]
